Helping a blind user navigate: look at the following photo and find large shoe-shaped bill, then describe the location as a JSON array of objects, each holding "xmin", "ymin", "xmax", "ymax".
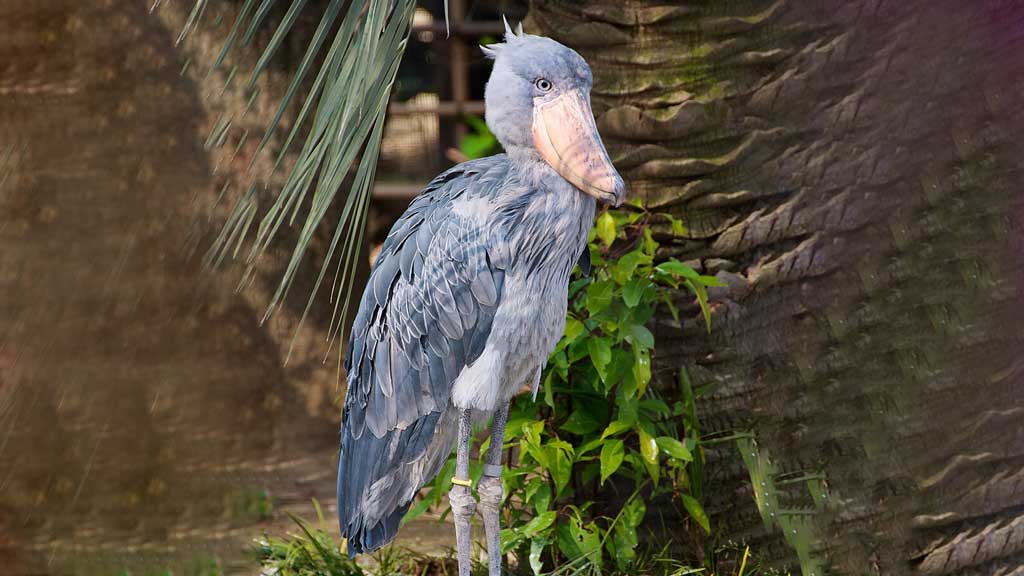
[{"xmin": 532, "ymin": 89, "xmax": 626, "ymax": 206}]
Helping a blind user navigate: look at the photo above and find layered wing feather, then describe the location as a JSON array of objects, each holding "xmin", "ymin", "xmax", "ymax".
[{"xmin": 338, "ymin": 155, "xmax": 511, "ymax": 554}]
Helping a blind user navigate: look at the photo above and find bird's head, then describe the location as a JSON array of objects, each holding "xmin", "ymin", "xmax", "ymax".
[{"xmin": 482, "ymin": 20, "xmax": 626, "ymax": 206}]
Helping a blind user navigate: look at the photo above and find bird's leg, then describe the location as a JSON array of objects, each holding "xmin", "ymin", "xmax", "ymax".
[
  {"xmin": 478, "ymin": 402, "xmax": 509, "ymax": 576},
  {"xmin": 449, "ymin": 408, "xmax": 475, "ymax": 576}
]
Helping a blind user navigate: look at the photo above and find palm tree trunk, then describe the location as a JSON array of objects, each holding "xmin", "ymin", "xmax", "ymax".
[
  {"xmin": 0, "ymin": 1, "xmax": 338, "ymax": 572},
  {"xmin": 530, "ymin": 1, "xmax": 1024, "ymax": 574}
]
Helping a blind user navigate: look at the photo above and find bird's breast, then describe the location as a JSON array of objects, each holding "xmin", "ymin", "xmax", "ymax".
[{"xmin": 450, "ymin": 188, "xmax": 595, "ymax": 412}]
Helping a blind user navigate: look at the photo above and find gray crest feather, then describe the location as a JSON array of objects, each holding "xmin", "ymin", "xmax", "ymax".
[
  {"xmin": 481, "ymin": 44, "xmax": 499, "ymax": 59},
  {"xmin": 483, "ymin": 16, "xmax": 525, "ymax": 60}
]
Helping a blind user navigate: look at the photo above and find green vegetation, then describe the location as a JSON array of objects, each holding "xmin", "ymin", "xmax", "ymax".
[
  {"xmin": 254, "ymin": 501, "xmax": 479, "ymax": 576},
  {"xmin": 249, "ymin": 504, "xmax": 774, "ymax": 569},
  {"xmin": 404, "ymin": 212, "xmax": 725, "ymax": 574},
  {"xmin": 244, "ymin": 213, "xmax": 791, "ymax": 575},
  {"xmin": 254, "ymin": 507, "xmax": 776, "ymax": 576},
  {"xmin": 736, "ymin": 438, "xmax": 828, "ymax": 576},
  {"xmin": 179, "ymin": 11, "xmax": 796, "ymax": 570},
  {"xmin": 191, "ymin": 0, "xmax": 419, "ymax": 351},
  {"xmin": 458, "ymin": 115, "xmax": 503, "ymax": 160}
]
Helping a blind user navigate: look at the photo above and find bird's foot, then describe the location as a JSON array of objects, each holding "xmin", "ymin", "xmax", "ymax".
[
  {"xmin": 449, "ymin": 483, "xmax": 476, "ymax": 576},
  {"xmin": 478, "ymin": 474, "xmax": 503, "ymax": 576}
]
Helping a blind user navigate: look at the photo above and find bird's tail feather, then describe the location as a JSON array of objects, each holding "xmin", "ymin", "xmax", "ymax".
[{"xmin": 337, "ymin": 407, "xmax": 458, "ymax": 555}]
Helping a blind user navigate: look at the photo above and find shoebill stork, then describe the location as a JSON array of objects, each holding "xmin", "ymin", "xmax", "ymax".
[{"xmin": 337, "ymin": 21, "xmax": 625, "ymax": 575}]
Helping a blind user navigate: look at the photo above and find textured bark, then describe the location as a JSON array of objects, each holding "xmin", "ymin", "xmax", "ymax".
[
  {"xmin": 0, "ymin": 1, "xmax": 341, "ymax": 573},
  {"xmin": 530, "ymin": 1, "xmax": 1024, "ymax": 574}
]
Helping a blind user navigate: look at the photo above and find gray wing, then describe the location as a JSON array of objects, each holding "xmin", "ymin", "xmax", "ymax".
[{"xmin": 338, "ymin": 155, "xmax": 511, "ymax": 553}]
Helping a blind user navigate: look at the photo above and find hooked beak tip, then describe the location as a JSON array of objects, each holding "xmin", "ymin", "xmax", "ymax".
[
  {"xmin": 595, "ymin": 175, "xmax": 627, "ymax": 207},
  {"xmin": 611, "ymin": 177, "xmax": 627, "ymax": 207}
]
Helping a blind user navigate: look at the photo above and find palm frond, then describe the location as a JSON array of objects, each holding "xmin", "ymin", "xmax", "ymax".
[{"xmin": 180, "ymin": 0, "xmax": 418, "ymax": 358}]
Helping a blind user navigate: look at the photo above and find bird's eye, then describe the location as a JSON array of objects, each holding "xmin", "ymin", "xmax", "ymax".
[{"xmin": 535, "ymin": 78, "xmax": 552, "ymax": 92}]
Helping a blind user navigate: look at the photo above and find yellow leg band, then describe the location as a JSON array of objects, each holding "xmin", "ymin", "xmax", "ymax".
[{"xmin": 451, "ymin": 476, "xmax": 473, "ymax": 488}]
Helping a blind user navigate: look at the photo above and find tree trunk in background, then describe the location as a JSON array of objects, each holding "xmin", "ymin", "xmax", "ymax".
[
  {"xmin": 0, "ymin": 2, "xmax": 342, "ymax": 573},
  {"xmin": 530, "ymin": 1, "xmax": 1024, "ymax": 574}
]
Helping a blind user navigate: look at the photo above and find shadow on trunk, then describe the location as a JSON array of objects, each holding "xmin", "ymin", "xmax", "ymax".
[{"xmin": 530, "ymin": 1, "xmax": 1024, "ymax": 574}]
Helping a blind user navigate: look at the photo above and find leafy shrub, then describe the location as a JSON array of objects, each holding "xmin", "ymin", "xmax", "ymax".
[
  {"xmin": 406, "ymin": 210, "xmax": 723, "ymax": 574},
  {"xmin": 256, "ymin": 503, "xmax": 367, "ymax": 576},
  {"xmin": 254, "ymin": 502, "xmax": 471, "ymax": 576}
]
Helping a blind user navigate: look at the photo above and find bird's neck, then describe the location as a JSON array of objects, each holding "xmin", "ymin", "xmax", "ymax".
[
  {"xmin": 504, "ymin": 145, "xmax": 565, "ymax": 192},
  {"xmin": 496, "ymin": 147, "xmax": 597, "ymax": 275},
  {"xmin": 504, "ymin": 145, "xmax": 544, "ymax": 170}
]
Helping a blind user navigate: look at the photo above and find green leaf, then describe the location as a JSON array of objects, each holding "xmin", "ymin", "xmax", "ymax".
[
  {"xmin": 576, "ymin": 437, "xmax": 604, "ymax": 457},
  {"xmin": 638, "ymin": 428, "xmax": 659, "ymax": 467},
  {"xmin": 611, "ymin": 496, "xmax": 646, "ymax": 569},
  {"xmin": 670, "ymin": 218, "xmax": 689, "ymax": 236},
  {"xmin": 611, "ymin": 523, "xmax": 637, "ymax": 568},
  {"xmin": 612, "ymin": 251, "xmax": 643, "ymax": 284},
  {"xmin": 685, "ymin": 278, "xmax": 713, "ymax": 333},
  {"xmin": 567, "ymin": 518, "xmax": 603, "ymax": 569},
  {"xmin": 551, "ymin": 348, "xmax": 569, "ymax": 371},
  {"xmin": 542, "ymin": 372, "xmax": 555, "ymax": 408},
  {"xmin": 640, "ymin": 398, "xmax": 671, "ymax": 416},
  {"xmin": 531, "ymin": 483, "xmax": 552, "ymax": 513},
  {"xmin": 622, "ymin": 278, "xmax": 648, "ymax": 308},
  {"xmin": 642, "ymin": 227, "xmax": 658, "ymax": 255},
  {"xmin": 567, "ymin": 338, "xmax": 589, "ymax": 365},
  {"xmin": 656, "ymin": 436, "xmax": 693, "ymax": 462},
  {"xmin": 633, "ymin": 349, "xmax": 651, "ymax": 397},
  {"xmin": 548, "ymin": 445, "xmax": 573, "ymax": 498},
  {"xmin": 587, "ymin": 338, "xmax": 612, "ymax": 382},
  {"xmin": 700, "ymin": 275, "xmax": 726, "ymax": 287},
  {"xmin": 555, "ymin": 523, "xmax": 580, "ymax": 561},
  {"xmin": 547, "ymin": 439, "xmax": 575, "ymax": 455},
  {"xmin": 620, "ymin": 369, "xmax": 639, "ymax": 400},
  {"xmin": 563, "ymin": 317, "xmax": 585, "ymax": 343},
  {"xmin": 500, "ymin": 527, "xmax": 521, "ymax": 554},
  {"xmin": 523, "ymin": 420, "xmax": 544, "ymax": 446},
  {"xmin": 607, "ymin": 348, "xmax": 635, "ymax": 394},
  {"xmin": 628, "ymin": 324, "xmax": 655, "ymax": 350},
  {"xmin": 562, "ymin": 408, "xmax": 602, "ymax": 435},
  {"xmin": 521, "ymin": 421, "xmax": 548, "ymax": 467},
  {"xmin": 596, "ymin": 211, "xmax": 616, "ymax": 247},
  {"xmin": 524, "ymin": 476, "xmax": 544, "ymax": 503},
  {"xmin": 600, "ymin": 420, "xmax": 631, "ymax": 440},
  {"xmin": 682, "ymin": 494, "xmax": 711, "ymax": 533},
  {"xmin": 600, "ymin": 440, "xmax": 625, "ymax": 485},
  {"xmin": 618, "ymin": 395, "xmax": 639, "ymax": 426},
  {"xmin": 586, "ymin": 280, "xmax": 615, "ymax": 315},
  {"xmin": 529, "ymin": 536, "xmax": 548, "ymax": 575},
  {"xmin": 622, "ymin": 496, "xmax": 646, "ymax": 529},
  {"xmin": 660, "ymin": 291, "xmax": 680, "ymax": 323},
  {"xmin": 656, "ymin": 260, "xmax": 701, "ymax": 279},
  {"xmin": 521, "ymin": 511, "xmax": 556, "ymax": 537},
  {"xmin": 568, "ymin": 275, "xmax": 591, "ymax": 299},
  {"xmin": 658, "ymin": 213, "xmax": 689, "ymax": 236}
]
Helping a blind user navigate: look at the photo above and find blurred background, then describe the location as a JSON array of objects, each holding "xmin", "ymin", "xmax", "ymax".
[
  {"xmin": 0, "ymin": 1, "xmax": 524, "ymax": 573},
  {"xmin": 2, "ymin": 1, "xmax": 1024, "ymax": 575}
]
